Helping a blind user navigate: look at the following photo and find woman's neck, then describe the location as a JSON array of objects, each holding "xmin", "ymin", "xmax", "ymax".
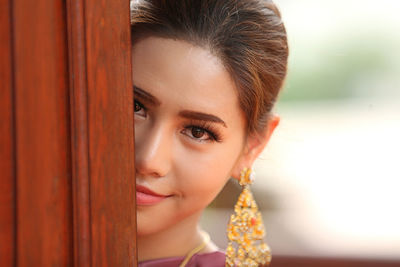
[{"xmin": 137, "ymin": 212, "xmax": 206, "ymax": 262}]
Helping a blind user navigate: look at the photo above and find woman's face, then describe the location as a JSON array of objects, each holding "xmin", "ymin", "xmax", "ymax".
[{"xmin": 133, "ymin": 37, "xmax": 248, "ymax": 236}]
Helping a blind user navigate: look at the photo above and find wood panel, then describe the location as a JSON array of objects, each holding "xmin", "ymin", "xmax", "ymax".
[
  {"xmin": 0, "ymin": 0, "xmax": 16, "ymax": 265},
  {"xmin": 69, "ymin": 0, "xmax": 137, "ymax": 265},
  {"xmin": 66, "ymin": 0, "xmax": 92, "ymax": 265},
  {"xmin": 1, "ymin": 0, "xmax": 137, "ymax": 265},
  {"xmin": 12, "ymin": 0, "xmax": 73, "ymax": 265}
]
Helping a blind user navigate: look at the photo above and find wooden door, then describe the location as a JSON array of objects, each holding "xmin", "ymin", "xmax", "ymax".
[{"xmin": 0, "ymin": 0, "xmax": 137, "ymax": 266}]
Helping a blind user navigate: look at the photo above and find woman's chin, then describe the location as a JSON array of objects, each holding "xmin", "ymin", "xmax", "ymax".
[{"xmin": 136, "ymin": 212, "xmax": 174, "ymax": 237}]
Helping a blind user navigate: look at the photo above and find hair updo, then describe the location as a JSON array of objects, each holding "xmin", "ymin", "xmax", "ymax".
[{"xmin": 130, "ymin": 0, "xmax": 289, "ymax": 134}]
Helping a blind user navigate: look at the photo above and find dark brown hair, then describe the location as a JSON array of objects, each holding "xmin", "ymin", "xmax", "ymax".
[{"xmin": 130, "ymin": 0, "xmax": 288, "ymax": 134}]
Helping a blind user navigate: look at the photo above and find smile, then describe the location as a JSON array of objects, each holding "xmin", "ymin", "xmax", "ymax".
[{"xmin": 136, "ymin": 185, "xmax": 171, "ymax": 206}]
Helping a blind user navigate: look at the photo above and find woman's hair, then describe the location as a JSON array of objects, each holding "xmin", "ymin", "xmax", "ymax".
[{"xmin": 130, "ymin": 0, "xmax": 288, "ymax": 134}]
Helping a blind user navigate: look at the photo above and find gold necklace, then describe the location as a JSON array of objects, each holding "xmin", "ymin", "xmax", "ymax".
[{"xmin": 179, "ymin": 231, "xmax": 210, "ymax": 267}]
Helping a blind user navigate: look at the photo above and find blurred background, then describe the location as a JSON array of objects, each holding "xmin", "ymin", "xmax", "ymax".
[{"xmin": 202, "ymin": 0, "xmax": 400, "ymax": 260}]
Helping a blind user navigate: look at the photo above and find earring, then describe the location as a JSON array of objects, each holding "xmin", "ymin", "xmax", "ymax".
[{"xmin": 225, "ymin": 167, "xmax": 271, "ymax": 267}]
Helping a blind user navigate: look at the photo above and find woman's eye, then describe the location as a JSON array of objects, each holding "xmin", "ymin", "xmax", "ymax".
[
  {"xmin": 134, "ymin": 99, "xmax": 146, "ymax": 117},
  {"xmin": 191, "ymin": 127, "xmax": 206, "ymax": 139},
  {"xmin": 182, "ymin": 126, "xmax": 216, "ymax": 142}
]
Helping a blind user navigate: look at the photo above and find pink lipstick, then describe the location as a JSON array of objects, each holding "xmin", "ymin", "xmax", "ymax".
[{"xmin": 136, "ymin": 185, "xmax": 170, "ymax": 206}]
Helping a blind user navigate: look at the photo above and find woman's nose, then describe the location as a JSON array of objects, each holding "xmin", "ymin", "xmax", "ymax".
[{"xmin": 135, "ymin": 122, "xmax": 171, "ymax": 178}]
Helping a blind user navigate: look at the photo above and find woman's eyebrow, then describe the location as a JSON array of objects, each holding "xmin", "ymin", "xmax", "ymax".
[
  {"xmin": 178, "ymin": 110, "xmax": 227, "ymax": 128},
  {"xmin": 133, "ymin": 86, "xmax": 161, "ymax": 107}
]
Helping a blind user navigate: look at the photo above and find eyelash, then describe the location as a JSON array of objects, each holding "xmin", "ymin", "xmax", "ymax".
[
  {"xmin": 184, "ymin": 120, "xmax": 222, "ymax": 143},
  {"xmin": 134, "ymin": 99, "xmax": 146, "ymax": 116},
  {"xmin": 134, "ymin": 99, "xmax": 222, "ymax": 143}
]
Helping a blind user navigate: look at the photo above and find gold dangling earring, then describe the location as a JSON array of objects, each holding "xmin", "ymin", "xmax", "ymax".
[{"xmin": 225, "ymin": 167, "xmax": 271, "ymax": 267}]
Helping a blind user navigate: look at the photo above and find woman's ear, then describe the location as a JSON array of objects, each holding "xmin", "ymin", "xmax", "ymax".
[{"xmin": 231, "ymin": 114, "xmax": 280, "ymax": 180}]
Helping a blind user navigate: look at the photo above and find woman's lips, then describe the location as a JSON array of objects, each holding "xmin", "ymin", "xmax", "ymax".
[{"xmin": 136, "ymin": 185, "xmax": 170, "ymax": 206}]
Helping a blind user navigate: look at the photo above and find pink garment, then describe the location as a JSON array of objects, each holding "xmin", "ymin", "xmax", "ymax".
[{"xmin": 138, "ymin": 250, "xmax": 226, "ymax": 267}]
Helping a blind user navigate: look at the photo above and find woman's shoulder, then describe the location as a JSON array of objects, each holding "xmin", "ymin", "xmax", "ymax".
[
  {"xmin": 138, "ymin": 250, "xmax": 226, "ymax": 267},
  {"xmin": 188, "ymin": 250, "xmax": 226, "ymax": 267}
]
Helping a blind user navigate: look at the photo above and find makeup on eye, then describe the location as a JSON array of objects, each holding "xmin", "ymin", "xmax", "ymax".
[
  {"xmin": 134, "ymin": 85, "xmax": 161, "ymax": 107},
  {"xmin": 134, "ymin": 99, "xmax": 147, "ymax": 117},
  {"xmin": 133, "ymin": 83, "xmax": 226, "ymax": 143},
  {"xmin": 182, "ymin": 120, "xmax": 223, "ymax": 143}
]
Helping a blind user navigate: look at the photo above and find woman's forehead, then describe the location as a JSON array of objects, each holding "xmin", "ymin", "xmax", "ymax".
[
  {"xmin": 131, "ymin": 37, "xmax": 244, "ymax": 122},
  {"xmin": 132, "ymin": 37, "xmax": 224, "ymax": 84}
]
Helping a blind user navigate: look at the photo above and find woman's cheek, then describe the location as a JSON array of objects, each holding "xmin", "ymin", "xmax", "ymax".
[{"xmin": 178, "ymin": 148, "xmax": 232, "ymax": 194}]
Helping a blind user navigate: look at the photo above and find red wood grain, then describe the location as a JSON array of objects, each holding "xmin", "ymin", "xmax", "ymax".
[
  {"xmin": 66, "ymin": 0, "xmax": 92, "ymax": 265},
  {"xmin": 0, "ymin": 0, "xmax": 16, "ymax": 265},
  {"xmin": 2, "ymin": 0, "xmax": 137, "ymax": 265},
  {"xmin": 83, "ymin": 0, "xmax": 137, "ymax": 265},
  {"xmin": 12, "ymin": 0, "xmax": 73, "ymax": 265}
]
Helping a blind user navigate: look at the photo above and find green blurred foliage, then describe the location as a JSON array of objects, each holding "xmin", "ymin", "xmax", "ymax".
[{"xmin": 279, "ymin": 33, "xmax": 400, "ymax": 101}]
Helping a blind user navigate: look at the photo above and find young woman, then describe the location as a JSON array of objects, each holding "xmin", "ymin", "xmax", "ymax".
[{"xmin": 131, "ymin": 0, "xmax": 288, "ymax": 266}]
